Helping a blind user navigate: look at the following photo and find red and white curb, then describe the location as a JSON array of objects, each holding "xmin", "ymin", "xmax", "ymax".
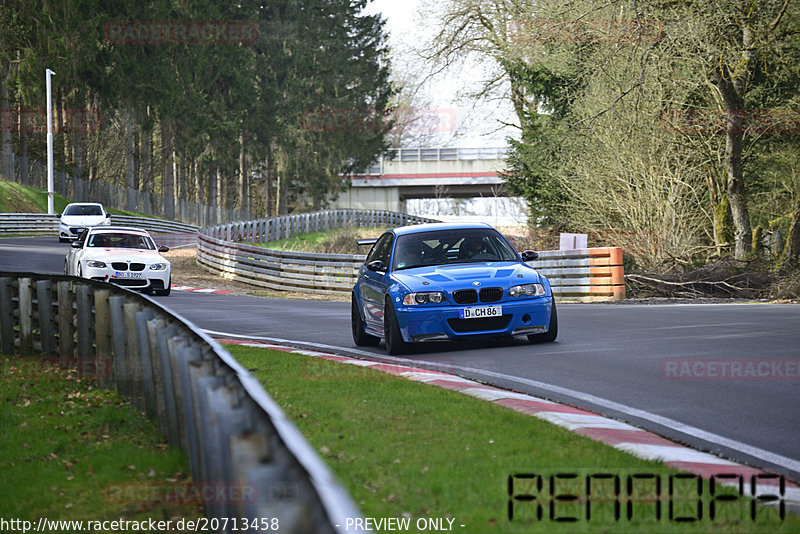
[
  {"xmin": 216, "ymin": 337, "xmax": 800, "ymax": 507},
  {"xmin": 171, "ymin": 284, "xmax": 233, "ymax": 295}
]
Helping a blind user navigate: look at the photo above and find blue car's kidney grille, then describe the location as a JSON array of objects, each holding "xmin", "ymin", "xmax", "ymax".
[
  {"xmin": 479, "ymin": 287, "xmax": 503, "ymax": 302},
  {"xmin": 448, "ymin": 315, "xmax": 512, "ymax": 333},
  {"xmin": 453, "ymin": 289, "xmax": 478, "ymax": 304}
]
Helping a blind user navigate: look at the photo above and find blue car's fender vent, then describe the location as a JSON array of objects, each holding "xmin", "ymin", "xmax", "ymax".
[{"xmin": 448, "ymin": 315, "xmax": 512, "ymax": 333}]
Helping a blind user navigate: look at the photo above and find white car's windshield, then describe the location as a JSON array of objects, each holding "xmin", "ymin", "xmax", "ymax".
[
  {"xmin": 393, "ymin": 229, "xmax": 518, "ymax": 270},
  {"xmin": 88, "ymin": 233, "xmax": 154, "ymax": 250},
  {"xmin": 64, "ymin": 204, "xmax": 103, "ymax": 216}
]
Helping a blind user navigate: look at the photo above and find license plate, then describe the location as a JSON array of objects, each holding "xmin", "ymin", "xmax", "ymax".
[
  {"xmin": 459, "ymin": 305, "xmax": 502, "ymax": 319},
  {"xmin": 114, "ymin": 271, "xmax": 143, "ymax": 279}
]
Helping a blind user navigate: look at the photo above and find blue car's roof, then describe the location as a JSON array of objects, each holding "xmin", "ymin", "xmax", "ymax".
[{"xmin": 392, "ymin": 222, "xmax": 494, "ymax": 236}]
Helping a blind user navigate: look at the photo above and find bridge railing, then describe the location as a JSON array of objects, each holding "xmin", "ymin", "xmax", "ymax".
[
  {"xmin": 358, "ymin": 147, "xmax": 508, "ymax": 174},
  {"xmin": 0, "ymin": 272, "xmax": 360, "ymax": 531}
]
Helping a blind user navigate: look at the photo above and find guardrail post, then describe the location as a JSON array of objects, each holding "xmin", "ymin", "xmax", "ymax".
[
  {"xmin": 155, "ymin": 325, "xmax": 181, "ymax": 447},
  {"xmin": 145, "ymin": 317, "xmax": 169, "ymax": 435},
  {"xmin": 18, "ymin": 278, "xmax": 33, "ymax": 356},
  {"xmin": 0, "ymin": 277, "xmax": 15, "ymax": 354},
  {"xmin": 109, "ymin": 295, "xmax": 129, "ymax": 396},
  {"xmin": 123, "ymin": 300, "xmax": 145, "ymax": 410},
  {"xmin": 76, "ymin": 284, "xmax": 94, "ymax": 370},
  {"xmin": 58, "ymin": 281, "xmax": 75, "ymax": 359},
  {"xmin": 167, "ymin": 338, "xmax": 201, "ymax": 454},
  {"xmin": 184, "ymin": 360, "xmax": 217, "ymax": 482},
  {"xmin": 36, "ymin": 280, "xmax": 56, "ymax": 358},
  {"xmin": 93, "ymin": 288, "xmax": 113, "ymax": 388},
  {"xmin": 135, "ymin": 309, "xmax": 157, "ymax": 418}
]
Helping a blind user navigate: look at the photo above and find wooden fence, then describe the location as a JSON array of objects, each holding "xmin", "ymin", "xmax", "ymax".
[
  {"xmin": 532, "ymin": 247, "xmax": 626, "ymax": 301},
  {"xmin": 0, "ymin": 272, "xmax": 360, "ymax": 531}
]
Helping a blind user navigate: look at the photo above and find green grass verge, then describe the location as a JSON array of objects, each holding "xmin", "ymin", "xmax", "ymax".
[
  {"xmin": 0, "ymin": 178, "xmax": 162, "ymax": 219},
  {"xmin": 228, "ymin": 344, "xmax": 798, "ymax": 533},
  {"xmin": 257, "ymin": 229, "xmax": 338, "ymax": 251},
  {"xmin": 256, "ymin": 227, "xmax": 386, "ymax": 254},
  {"xmin": 0, "ymin": 356, "xmax": 201, "ymax": 523}
]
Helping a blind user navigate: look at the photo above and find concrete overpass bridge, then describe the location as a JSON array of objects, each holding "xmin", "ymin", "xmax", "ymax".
[{"xmin": 331, "ymin": 147, "xmax": 508, "ymax": 212}]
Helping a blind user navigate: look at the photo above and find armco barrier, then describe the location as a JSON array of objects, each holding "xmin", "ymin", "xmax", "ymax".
[
  {"xmin": 203, "ymin": 209, "xmax": 437, "ymax": 244},
  {"xmin": 197, "ymin": 210, "xmax": 436, "ymax": 294},
  {"xmin": 531, "ymin": 247, "xmax": 625, "ymax": 301},
  {"xmin": 0, "ymin": 213, "xmax": 199, "ymax": 236},
  {"xmin": 0, "ymin": 272, "xmax": 360, "ymax": 532},
  {"xmin": 198, "ymin": 213, "xmax": 625, "ymax": 300}
]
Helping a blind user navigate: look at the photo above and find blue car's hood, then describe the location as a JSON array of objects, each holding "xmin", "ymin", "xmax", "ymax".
[{"xmin": 391, "ymin": 262, "xmax": 542, "ymax": 293}]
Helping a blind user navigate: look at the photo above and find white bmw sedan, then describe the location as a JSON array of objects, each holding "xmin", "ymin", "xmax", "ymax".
[
  {"xmin": 65, "ymin": 227, "xmax": 172, "ymax": 296},
  {"xmin": 58, "ymin": 202, "xmax": 111, "ymax": 242}
]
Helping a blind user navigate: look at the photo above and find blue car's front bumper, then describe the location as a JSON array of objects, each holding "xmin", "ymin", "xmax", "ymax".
[{"xmin": 393, "ymin": 296, "xmax": 554, "ymax": 342}]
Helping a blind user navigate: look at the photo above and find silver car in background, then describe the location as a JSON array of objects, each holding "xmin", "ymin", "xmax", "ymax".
[{"xmin": 58, "ymin": 202, "xmax": 111, "ymax": 242}]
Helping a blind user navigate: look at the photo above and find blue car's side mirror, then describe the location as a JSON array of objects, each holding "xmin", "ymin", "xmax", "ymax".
[
  {"xmin": 366, "ymin": 260, "xmax": 385, "ymax": 272},
  {"xmin": 521, "ymin": 250, "xmax": 538, "ymax": 261}
]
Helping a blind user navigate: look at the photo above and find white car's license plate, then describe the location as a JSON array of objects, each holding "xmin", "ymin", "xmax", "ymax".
[
  {"xmin": 459, "ymin": 305, "xmax": 502, "ymax": 319},
  {"xmin": 114, "ymin": 271, "xmax": 143, "ymax": 279}
]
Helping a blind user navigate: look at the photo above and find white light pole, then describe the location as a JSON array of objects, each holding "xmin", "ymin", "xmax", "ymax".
[{"xmin": 46, "ymin": 69, "xmax": 55, "ymax": 214}]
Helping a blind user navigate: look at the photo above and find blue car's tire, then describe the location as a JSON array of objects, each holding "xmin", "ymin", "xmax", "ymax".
[
  {"xmin": 384, "ymin": 297, "xmax": 410, "ymax": 355},
  {"xmin": 352, "ymin": 295, "xmax": 379, "ymax": 346},
  {"xmin": 528, "ymin": 299, "xmax": 558, "ymax": 343}
]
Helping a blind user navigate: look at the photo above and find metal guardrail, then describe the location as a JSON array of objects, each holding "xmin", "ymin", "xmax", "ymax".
[
  {"xmin": 198, "ymin": 212, "xmax": 626, "ymax": 300},
  {"xmin": 0, "ymin": 213, "xmax": 199, "ymax": 236},
  {"xmin": 0, "ymin": 272, "xmax": 360, "ymax": 532},
  {"xmin": 197, "ymin": 210, "xmax": 437, "ymax": 295}
]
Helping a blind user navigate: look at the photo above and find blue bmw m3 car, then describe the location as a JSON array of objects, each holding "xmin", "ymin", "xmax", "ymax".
[{"xmin": 351, "ymin": 222, "xmax": 557, "ymax": 354}]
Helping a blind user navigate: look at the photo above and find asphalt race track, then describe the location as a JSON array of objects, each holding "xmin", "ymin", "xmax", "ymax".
[{"xmin": 2, "ymin": 236, "xmax": 799, "ymax": 482}]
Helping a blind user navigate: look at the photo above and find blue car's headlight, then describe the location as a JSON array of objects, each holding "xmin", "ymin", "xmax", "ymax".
[
  {"xmin": 509, "ymin": 283, "xmax": 545, "ymax": 297},
  {"xmin": 86, "ymin": 260, "xmax": 106, "ymax": 268},
  {"xmin": 403, "ymin": 292, "xmax": 445, "ymax": 305}
]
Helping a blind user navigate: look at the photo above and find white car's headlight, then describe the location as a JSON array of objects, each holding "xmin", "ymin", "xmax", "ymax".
[
  {"xmin": 509, "ymin": 283, "xmax": 545, "ymax": 297},
  {"xmin": 149, "ymin": 263, "xmax": 167, "ymax": 271},
  {"xmin": 86, "ymin": 260, "xmax": 106, "ymax": 268},
  {"xmin": 101, "ymin": 218, "xmax": 111, "ymax": 225},
  {"xmin": 403, "ymin": 292, "xmax": 445, "ymax": 305}
]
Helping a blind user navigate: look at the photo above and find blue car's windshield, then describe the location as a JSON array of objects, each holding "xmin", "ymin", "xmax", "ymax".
[{"xmin": 392, "ymin": 229, "xmax": 519, "ymax": 270}]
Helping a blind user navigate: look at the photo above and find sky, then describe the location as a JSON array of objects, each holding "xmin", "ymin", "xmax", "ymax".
[
  {"xmin": 363, "ymin": 0, "xmax": 518, "ymax": 149},
  {"xmin": 362, "ymin": 0, "xmax": 526, "ymax": 225}
]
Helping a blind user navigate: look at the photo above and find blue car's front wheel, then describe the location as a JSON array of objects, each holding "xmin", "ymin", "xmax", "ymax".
[
  {"xmin": 384, "ymin": 297, "xmax": 410, "ymax": 355},
  {"xmin": 352, "ymin": 294, "xmax": 379, "ymax": 346}
]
